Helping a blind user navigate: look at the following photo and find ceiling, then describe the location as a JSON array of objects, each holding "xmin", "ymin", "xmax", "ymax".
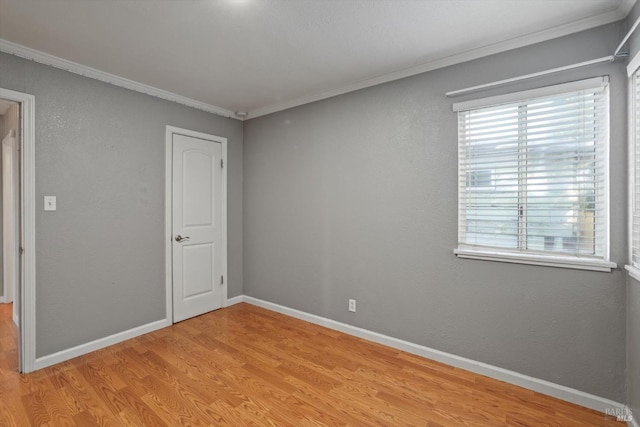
[{"xmin": 0, "ymin": 0, "xmax": 635, "ymax": 119}]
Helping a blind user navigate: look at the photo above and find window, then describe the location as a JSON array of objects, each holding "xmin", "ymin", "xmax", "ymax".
[
  {"xmin": 454, "ymin": 77, "xmax": 615, "ymax": 271},
  {"xmin": 467, "ymin": 169, "xmax": 493, "ymax": 188},
  {"xmin": 628, "ymin": 61, "xmax": 640, "ymax": 280}
]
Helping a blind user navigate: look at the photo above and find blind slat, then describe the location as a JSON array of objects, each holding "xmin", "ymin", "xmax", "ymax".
[{"xmin": 633, "ymin": 70, "xmax": 640, "ymax": 265}]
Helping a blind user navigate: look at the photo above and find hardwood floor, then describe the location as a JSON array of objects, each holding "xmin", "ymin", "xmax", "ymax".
[{"xmin": 0, "ymin": 302, "xmax": 624, "ymax": 426}]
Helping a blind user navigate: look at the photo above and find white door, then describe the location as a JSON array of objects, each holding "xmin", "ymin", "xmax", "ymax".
[{"xmin": 172, "ymin": 133, "xmax": 224, "ymax": 322}]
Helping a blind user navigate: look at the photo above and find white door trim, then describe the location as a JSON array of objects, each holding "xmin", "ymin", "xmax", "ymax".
[
  {"xmin": 165, "ymin": 126, "xmax": 228, "ymax": 323},
  {"xmin": 2, "ymin": 130, "xmax": 17, "ymax": 305},
  {"xmin": 0, "ymin": 88, "xmax": 35, "ymax": 373}
]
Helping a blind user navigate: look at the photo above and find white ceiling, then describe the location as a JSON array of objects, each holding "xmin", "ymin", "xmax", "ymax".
[{"xmin": 0, "ymin": 0, "xmax": 634, "ymax": 119}]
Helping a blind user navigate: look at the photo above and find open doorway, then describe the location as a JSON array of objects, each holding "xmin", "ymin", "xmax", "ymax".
[{"xmin": 0, "ymin": 98, "xmax": 20, "ymax": 372}]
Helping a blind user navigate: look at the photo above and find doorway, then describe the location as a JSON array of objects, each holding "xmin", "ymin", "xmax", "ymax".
[
  {"xmin": 0, "ymin": 97, "xmax": 20, "ymax": 372},
  {"xmin": 0, "ymin": 99, "xmax": 19, "ymax": 310},
  {"xmin": 165, "ymin": 126, "xmax": 228, "ymax": 323},
  {"xmin": 0, "ymin": 88, "xmax": 35, "ymax": 374}
]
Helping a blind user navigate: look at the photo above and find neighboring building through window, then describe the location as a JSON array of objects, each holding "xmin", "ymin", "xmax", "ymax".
[{"xmin": 454, "ymin": 77, "xmax": 615, "ymax": 271}]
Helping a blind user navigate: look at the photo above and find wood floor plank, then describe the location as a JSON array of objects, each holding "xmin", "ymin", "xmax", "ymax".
[
  {"xmin": 0, "ymin": 302, "xmax": 625, "ymax": 426},
  {"xmin": 0, "ymin": 393, "xmax": 32, "ymax": 426},
  {"xmin": 71, "ymin": 410, "xmax": 100, "ymax": 427},
  {"xmin": 288, "ymin": 375, "xmax": 386, "ymax": 427},
  {"xmin": 21, "ymin": 390, "xmax": 51, "ymax": 426}
]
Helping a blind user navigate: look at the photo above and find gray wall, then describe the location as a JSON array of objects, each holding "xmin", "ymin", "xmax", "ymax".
[
  {"xmin": 629, "ymin": 278, "xmax": 640, "ymax": 419},
  {"xmin": 627, "ymin": 2, "xmax": 640, "ymax": 418},
  {"xmin": 628, "ymin": 1, "xmax": 640, "ymax": 60},
  {"xmin": 244, "ymin": 23, "xmax": 627, "ymax": 401},
  {"xmin": 0, "ymin": 52, "xmax": 243, "ymax": 357}
]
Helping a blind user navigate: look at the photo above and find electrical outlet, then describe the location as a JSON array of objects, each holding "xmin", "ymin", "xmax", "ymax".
[{"xmin": 348, "ymin": 299, "xmax": 356, "ymax": 313}]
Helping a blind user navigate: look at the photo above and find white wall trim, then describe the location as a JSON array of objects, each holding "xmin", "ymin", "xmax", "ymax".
[
  {"xmin": 628, "ymin": 406, "xmax": 639, "ymax": 427},
  {"xmin": 2, "ymin": 129, "xmax": 19, "ymax": 307},
  {"xmin": 0, "ymin": 88, "xmax": 35, "ymax": 374},
  {"xmin": 626, "ymin": 265, "xmax": 640, "ymax": 282},
  {"xmin": 220, "ymin": 138, "xmax": 229, "ymax": 310},
  {"xmin": 247, "ymin": 5, "xmax": 629, "ymax": 119},
  {"xmin": 0, "ymin": 296, "xmax": 7, "ymax": 303},
  {"xmin": 451, "ymin": 76, "xmax": 608, "ymax": 111},
  {"xmin": 239, "ymin": 295, "xmax": 626, "ymax": 415},
  {"xmin": 33, "ymin": 318, "xmax": 170, "ymax": 371},
  {"xmin": 12, "ymin": 289, "xmax": 632, "ymax": 416},
  {"xmin": 0, "ymin": 39, "xmax": 238, "ymax": 121},
  {"xmin": 621, "ymin": 0, "xmax": 639, "ymax": 18},
  {"xmin": 164, "ymin": 126, "xmax": 229, "ymax": 324},
  {"xmin": 628, "ymin": 50, "xmax": 640, "ymax": 77},
  {"xmin": 0, "ymin": 3, "xmax": 631, "ymax": 123},
  {"xmin": 225, "ymin": 295, "xmax": 244, "ymax": 307},
  {"xmin": 628, "ymin": 56, "xmax": 640, "ymax": 285},
  {"xmin": 164, "ymin": 128, "xmax": 173, "ymax": 326},
  {"xmin": 454, "ymin": 248, "xmax": 617, "ymax": 272}
]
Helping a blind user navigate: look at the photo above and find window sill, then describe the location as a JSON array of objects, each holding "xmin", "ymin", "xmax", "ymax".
[
  {"xmin": 454, "ymin": 248, "xmax": 617, "ymax": 272},
  {"xmin": 625, "ymin": 265, "xmax": 640, "ymax": 282}
]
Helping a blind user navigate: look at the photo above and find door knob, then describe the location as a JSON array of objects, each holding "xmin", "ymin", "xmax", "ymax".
[{"xmin": 175, "ymin": 235, "xmax": 190, "ymax": 242}]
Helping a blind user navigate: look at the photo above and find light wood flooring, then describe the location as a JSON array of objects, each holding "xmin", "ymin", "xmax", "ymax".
[{"xmin": 0, "ymin": 302, "xmax": 624, "ymax": 426}]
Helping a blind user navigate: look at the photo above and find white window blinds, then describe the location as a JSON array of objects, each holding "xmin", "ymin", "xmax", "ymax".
[
  {"xmin": 455, "ymin": 78, "xmax": 610, "ymax": 262},
  {"xmin": 631, "ymin": 70, "xmax": 640, "ymax": 268}
]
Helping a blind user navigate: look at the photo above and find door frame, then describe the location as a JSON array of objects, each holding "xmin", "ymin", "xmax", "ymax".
[
  {"xmin": 2, "ymin": 130, "xmax": 17, "ymax": 306},
  {"xmin": 0, "ymin": 88, "xmax": 35, "ymax": 373},
  {"xmin": 165, "ymin": 126, "xmax": 228, "ymax": 323}
]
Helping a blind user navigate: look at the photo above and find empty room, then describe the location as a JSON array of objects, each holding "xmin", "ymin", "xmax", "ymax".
[{"xmin": 1, "ymin": 0, "xmax": 639, "ymax": 425}]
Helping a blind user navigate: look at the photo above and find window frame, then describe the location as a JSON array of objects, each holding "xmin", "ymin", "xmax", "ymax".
[
  {"xmin": 453, "ymin": 77, "xmax": 616, "ymax": 272},
  {"xmin": 626, "ymin": 53, "xmax": 640, "ymax": 281}
]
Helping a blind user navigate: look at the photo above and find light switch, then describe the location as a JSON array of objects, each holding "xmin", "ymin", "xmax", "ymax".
[{"xmin": 44, "ymin": 196, "xmax": 56, "ymax": 211}]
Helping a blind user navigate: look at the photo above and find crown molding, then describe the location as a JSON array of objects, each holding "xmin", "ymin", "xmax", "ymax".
[
  {"xmin": 1, "ymin": 0, "xmax": 635, "ymax": 122},
  {"xmin": 0, "ymin": 39, "xmax": 239, "ymax": 120},
  {"xmin": 620, "ymin": 0, "xmax": 638, "ymax": 17},
  {"xmin": 247, "ymin": 2, "xmax": 633, "ymax": 119}
]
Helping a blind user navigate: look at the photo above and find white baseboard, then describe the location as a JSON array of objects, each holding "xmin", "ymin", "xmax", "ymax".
[
  {"xmin": 0, "ymin": 296, "xmax": 7, "ymax": 303},
  {"xmin": 33, "ymin": 318, "xmax": 171, "ymax": 371},
  {"xmin": 24, "ymin": 294, "xmax": 629, "ymax": 417},
  {"xmin": 629, "ymin": 407, "xmax": 639, "ymax": 427},
  {"xmin": 13, "ymin": 310, "xmax": 18, "ymax": 327},
  {"xmin": 225, "ymin": 295, "xmax": 244, "ymax": 307},
  {"xmin": 241, "ymin": 295, "xmax": 626, "ymax": 415},
  {"xmin": 31, "ymin": 295, "xmax": 244, "ymax": 371}
]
